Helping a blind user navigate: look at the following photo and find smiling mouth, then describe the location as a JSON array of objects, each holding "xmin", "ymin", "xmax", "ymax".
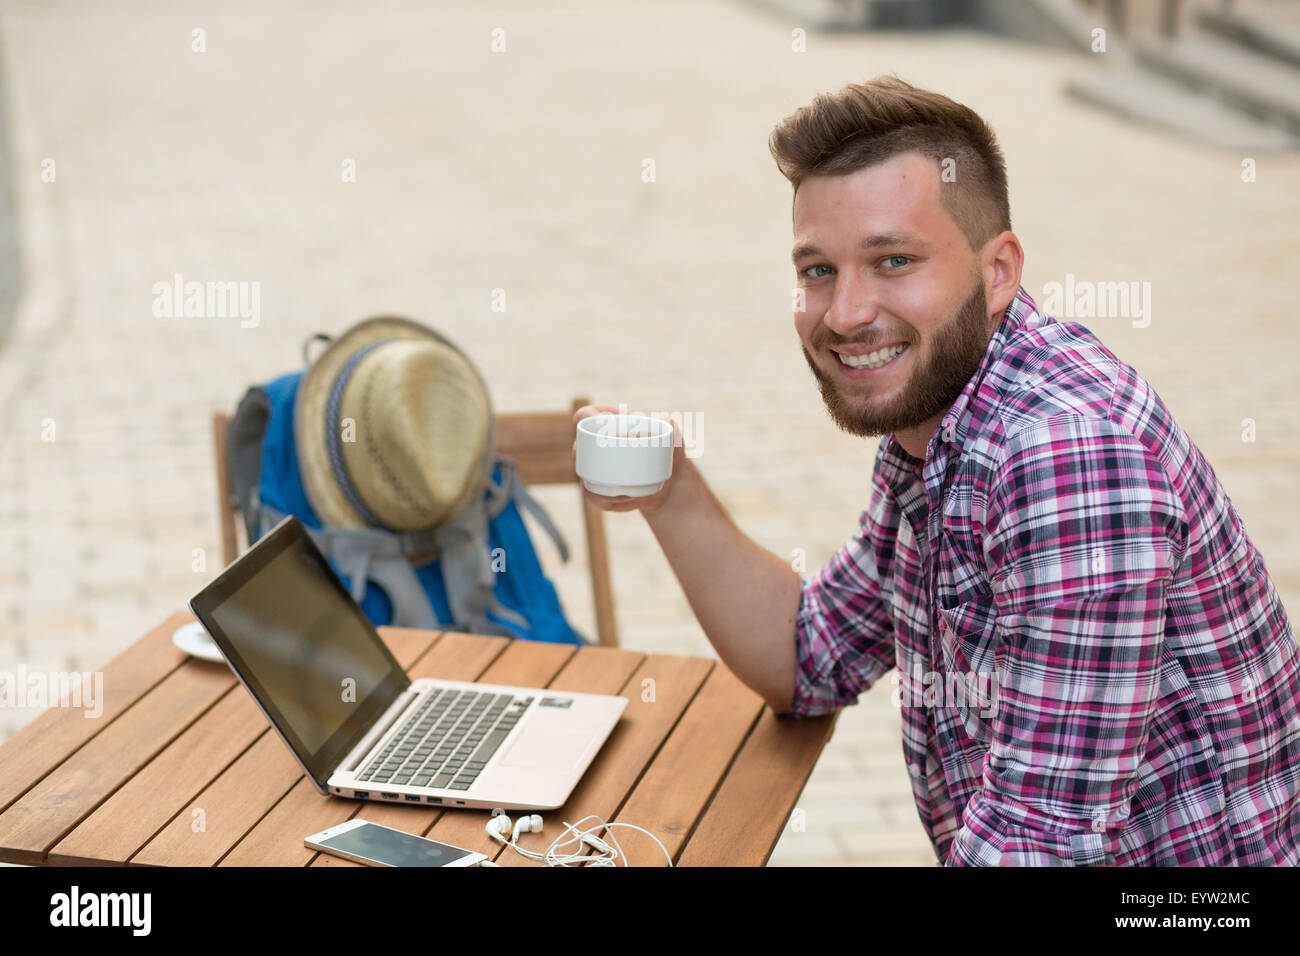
[{"xmin": 835, "ymin": 343, "xmax": 909, "ymax": 370}]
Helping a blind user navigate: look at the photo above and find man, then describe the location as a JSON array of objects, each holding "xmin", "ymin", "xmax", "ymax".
[{"xmin": 575, "ymin": 76, "xmax": 1300, "ymax": 865}]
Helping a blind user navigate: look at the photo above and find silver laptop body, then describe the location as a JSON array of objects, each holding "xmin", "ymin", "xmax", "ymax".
[{"xmin": 328, "ymin": 677, "xmax": 625, "ymax": 811}]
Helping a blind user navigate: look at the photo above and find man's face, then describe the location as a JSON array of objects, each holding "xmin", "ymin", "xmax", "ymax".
[{"xmin": 792, "ymin": 151, "xmax": 994, "ymax": 440}]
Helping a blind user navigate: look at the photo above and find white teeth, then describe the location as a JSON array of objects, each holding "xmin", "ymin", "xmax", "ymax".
[{"xmin": 840, "ymin": 344, "xmax": 907, "ymax": 369}]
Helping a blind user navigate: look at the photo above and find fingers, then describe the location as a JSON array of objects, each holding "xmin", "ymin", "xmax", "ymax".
[
  {"xmin": 580, "ymin": 488, "xmax": 639, "ymax": 511},
  {"xmin": 580, "ymin": 484, "xmax": 656, "ymax": 512},
  {"xmin": 572, "ymin": 403, "xmax": 621, "ymax": 425}
]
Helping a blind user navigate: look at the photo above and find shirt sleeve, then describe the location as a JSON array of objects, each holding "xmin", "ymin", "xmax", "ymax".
[
  {"xmin": 778, "ymin": 476, "xmax": 899, "ymax": 720},
  {"xmin": 945, "ymin": 413, "xmax": 1188, "ymax": 865}
]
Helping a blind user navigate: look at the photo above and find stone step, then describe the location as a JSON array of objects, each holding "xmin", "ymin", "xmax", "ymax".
[
  {"xmin": 1064, "ymin": 63, "xmax": 1300, "ymax": 152},
  {"xmin": 1198, "ymin": 3, "xmax": 1300, "ymax": 70},
  {"xmin": 1133, "ymin": 32, "xmax": 1300, "ymax": 136},
  {"xmin": 741, "ymin": 0, "xmax": 961, "ymax": 31},
  {"xmin": 975, "ymin": 0, "xmax": 1102, "ymax": 53}
]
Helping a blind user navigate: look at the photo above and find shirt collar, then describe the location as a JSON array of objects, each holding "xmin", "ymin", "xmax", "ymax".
[{"xmin": 875, "ymin": 285, "xmax": 1046, "ymax": 493}]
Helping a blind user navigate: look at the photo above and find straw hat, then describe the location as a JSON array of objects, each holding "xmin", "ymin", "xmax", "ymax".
[{"xmin": 294, "ymin": 316, "xmax": 494, "ymax": 533}]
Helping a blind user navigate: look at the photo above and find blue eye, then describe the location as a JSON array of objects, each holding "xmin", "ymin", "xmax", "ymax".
[
  {"xmin": 803, "ymin": 264, "xmax": 832, "ymax": 279},
  {"xmin": 883, "ymin": 256, "xmax": 911, "ymax": 269}
]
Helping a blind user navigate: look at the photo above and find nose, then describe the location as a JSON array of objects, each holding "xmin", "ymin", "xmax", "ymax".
[{"xmin": 822, "ymin": 268, "xmax": 880, "ymax": 338}]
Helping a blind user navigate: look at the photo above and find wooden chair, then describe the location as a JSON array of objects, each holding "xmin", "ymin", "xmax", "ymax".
[{"xmin": 211, "ymin": 396, "xmax": 619, "ymax": 647}]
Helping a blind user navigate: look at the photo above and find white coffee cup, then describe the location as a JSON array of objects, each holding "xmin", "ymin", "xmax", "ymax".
[{"xmin": 575, "ymin": 413, "xmax": 675, "ymax": 497}]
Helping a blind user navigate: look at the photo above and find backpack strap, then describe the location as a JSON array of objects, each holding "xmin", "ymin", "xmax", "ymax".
[
  {"xmin": 487, "ymin": 456, "xmax": 571, "ymax": 564},
  {"xmin": 227, "ymin": 385, "xmax": 273, "ymax": 545},
  {"xmin": 434, "ymin": 497, "xmax": 529, "ymax": 636},
  {"xmin": 423, "ymin": 395, "xmax": 532, "ymax": 636}
]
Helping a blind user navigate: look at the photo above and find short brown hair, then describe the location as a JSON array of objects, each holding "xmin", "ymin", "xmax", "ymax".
[{"xmin": 769, "ymin": 75, "xmax": 1011, "ymax": 251}]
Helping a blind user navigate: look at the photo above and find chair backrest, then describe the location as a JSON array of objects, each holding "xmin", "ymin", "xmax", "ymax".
[{"xmin": 211, "ymin": 396, "xmax": 619, "ymax": 647}]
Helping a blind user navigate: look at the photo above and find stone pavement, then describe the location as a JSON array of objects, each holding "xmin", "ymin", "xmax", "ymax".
[{"xmin": 0, "ymin": 0, "xmax": 1296, "ymax": 867}]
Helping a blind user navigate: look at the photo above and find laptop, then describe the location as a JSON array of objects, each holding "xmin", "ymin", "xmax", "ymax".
[{"xmin": 188, "ymin": 514, "xmax": 627, "ymax": 811}]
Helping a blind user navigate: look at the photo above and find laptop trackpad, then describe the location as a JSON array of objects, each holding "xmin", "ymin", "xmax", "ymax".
[{"xmin": 497, "ymin": 727, "xmax": 593, "ymax": 770}]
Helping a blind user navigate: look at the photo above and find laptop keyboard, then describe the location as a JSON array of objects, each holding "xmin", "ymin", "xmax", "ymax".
[{"xmin": 356, "ymin": 688, "xmax": 532, "ymax": 792}]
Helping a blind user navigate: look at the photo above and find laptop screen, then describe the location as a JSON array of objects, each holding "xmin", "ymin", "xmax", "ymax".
[{"xmin": 190, "ymin": 516, "xmax": 410, "ymax": 789}]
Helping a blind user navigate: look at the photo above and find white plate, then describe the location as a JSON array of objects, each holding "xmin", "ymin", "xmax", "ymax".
[{"xmin": 172, "ymin": 621, "xmax": 225, "ymax": 662}]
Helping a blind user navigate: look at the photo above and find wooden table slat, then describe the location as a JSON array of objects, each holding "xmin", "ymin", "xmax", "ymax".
[
  {"xmin": 674, "ymin": 709, "xmax": 839, "ymax": 867},
  {"xmin": 0, "ymin": 654, "xmax": 235, "ymax": 865},
  {"xmin": 131, "ymin": 731, "xmax": 304, "ymax": 867},
  {"xmin": 48, "ymin": 686, "xmax": 260, "ymax": 865},
  {"xmin": 0, "ymin": 610, "xmax": 193, "ymax": 814},
  {"xmin": 607, "ymin": 662, "xmax": 766, "ymax": 866}
]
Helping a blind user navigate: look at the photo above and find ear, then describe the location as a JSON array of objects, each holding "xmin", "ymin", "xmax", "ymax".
[{"xmin": 982, "ymin": 231, "xmax": 1025, "ymax": 318}]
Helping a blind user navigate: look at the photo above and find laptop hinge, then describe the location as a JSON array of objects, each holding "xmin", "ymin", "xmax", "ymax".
[{"xmin": 338, "ymin": 685, "xmax": 423, "ymax": 774}]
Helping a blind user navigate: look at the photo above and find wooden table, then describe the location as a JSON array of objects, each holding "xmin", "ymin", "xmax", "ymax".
[{"xmin": 0, "ymin": 611, "xmax": 837, "ymax": 867}]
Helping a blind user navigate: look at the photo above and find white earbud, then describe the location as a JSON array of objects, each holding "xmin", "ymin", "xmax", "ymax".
[
  {"xmin": 512, "ymin": 813, "xmax": 543, "ymax": 842},
  {"xmin": 486, "ymin": 813, "xmax": 513, "ymax": 843}
]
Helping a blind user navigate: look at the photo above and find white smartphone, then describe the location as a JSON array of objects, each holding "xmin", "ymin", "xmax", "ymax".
[{"xmin": 305, "ymin": 819, "xmax": 489, "ymax": 867}]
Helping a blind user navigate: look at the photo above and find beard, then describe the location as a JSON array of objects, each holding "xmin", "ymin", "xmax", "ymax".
[{"xmin": 802, "ymin": 279, "xmax": 992, "ymax": 439}]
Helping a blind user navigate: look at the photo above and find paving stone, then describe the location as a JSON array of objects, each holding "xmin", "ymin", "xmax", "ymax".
[
  {"xmin": 769, "ymin": 829, "xmax": 845, "ymax": 865},
  {"xmin": 836, "ymin": 825, "xmax": 940, "ymax": 861}
]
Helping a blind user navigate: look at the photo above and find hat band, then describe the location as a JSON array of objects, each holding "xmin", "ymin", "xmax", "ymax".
[{"xmin": 325, "ymin": 338, "xmax": 391, "ymax": 528}]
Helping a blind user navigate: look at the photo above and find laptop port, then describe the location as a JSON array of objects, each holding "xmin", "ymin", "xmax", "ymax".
[
  {"xmin": 381, "ymin": 792, "xmax": 399, "ymax": 800},
  {"xmin": 354, "ymin": 791, "xmax": 370, "ymax": 800},
  {"xmin": 456, "ymin": 800, "xmax": 466, "ymax": 805},
  {"xmin": 426, "ymin": 797, "xmax": 442, "ymax": 804},
  {"xmin": 404, "ymin": 795, "xmax": 421, "ymax": 802}
]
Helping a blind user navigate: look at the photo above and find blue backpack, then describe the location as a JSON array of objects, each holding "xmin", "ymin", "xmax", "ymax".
[{"xmin": 227, "ymin": 368, "xmax": 587, "ymax": 646}]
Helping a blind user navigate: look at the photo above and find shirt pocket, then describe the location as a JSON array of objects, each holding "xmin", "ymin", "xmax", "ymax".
[{"xmin": 936, "ymin": 595, "xmax": 1002, "ymax": 745}]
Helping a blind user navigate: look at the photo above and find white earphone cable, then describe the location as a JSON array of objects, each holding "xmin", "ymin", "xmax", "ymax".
[{"xmin": 487, "ymin": 812, "xmax": 674, "ymax": 867}]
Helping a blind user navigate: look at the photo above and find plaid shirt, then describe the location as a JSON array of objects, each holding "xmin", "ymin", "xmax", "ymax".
[{"xmin": 782, "ymin": 285, "xmax": 1300, "ymax": 865}]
